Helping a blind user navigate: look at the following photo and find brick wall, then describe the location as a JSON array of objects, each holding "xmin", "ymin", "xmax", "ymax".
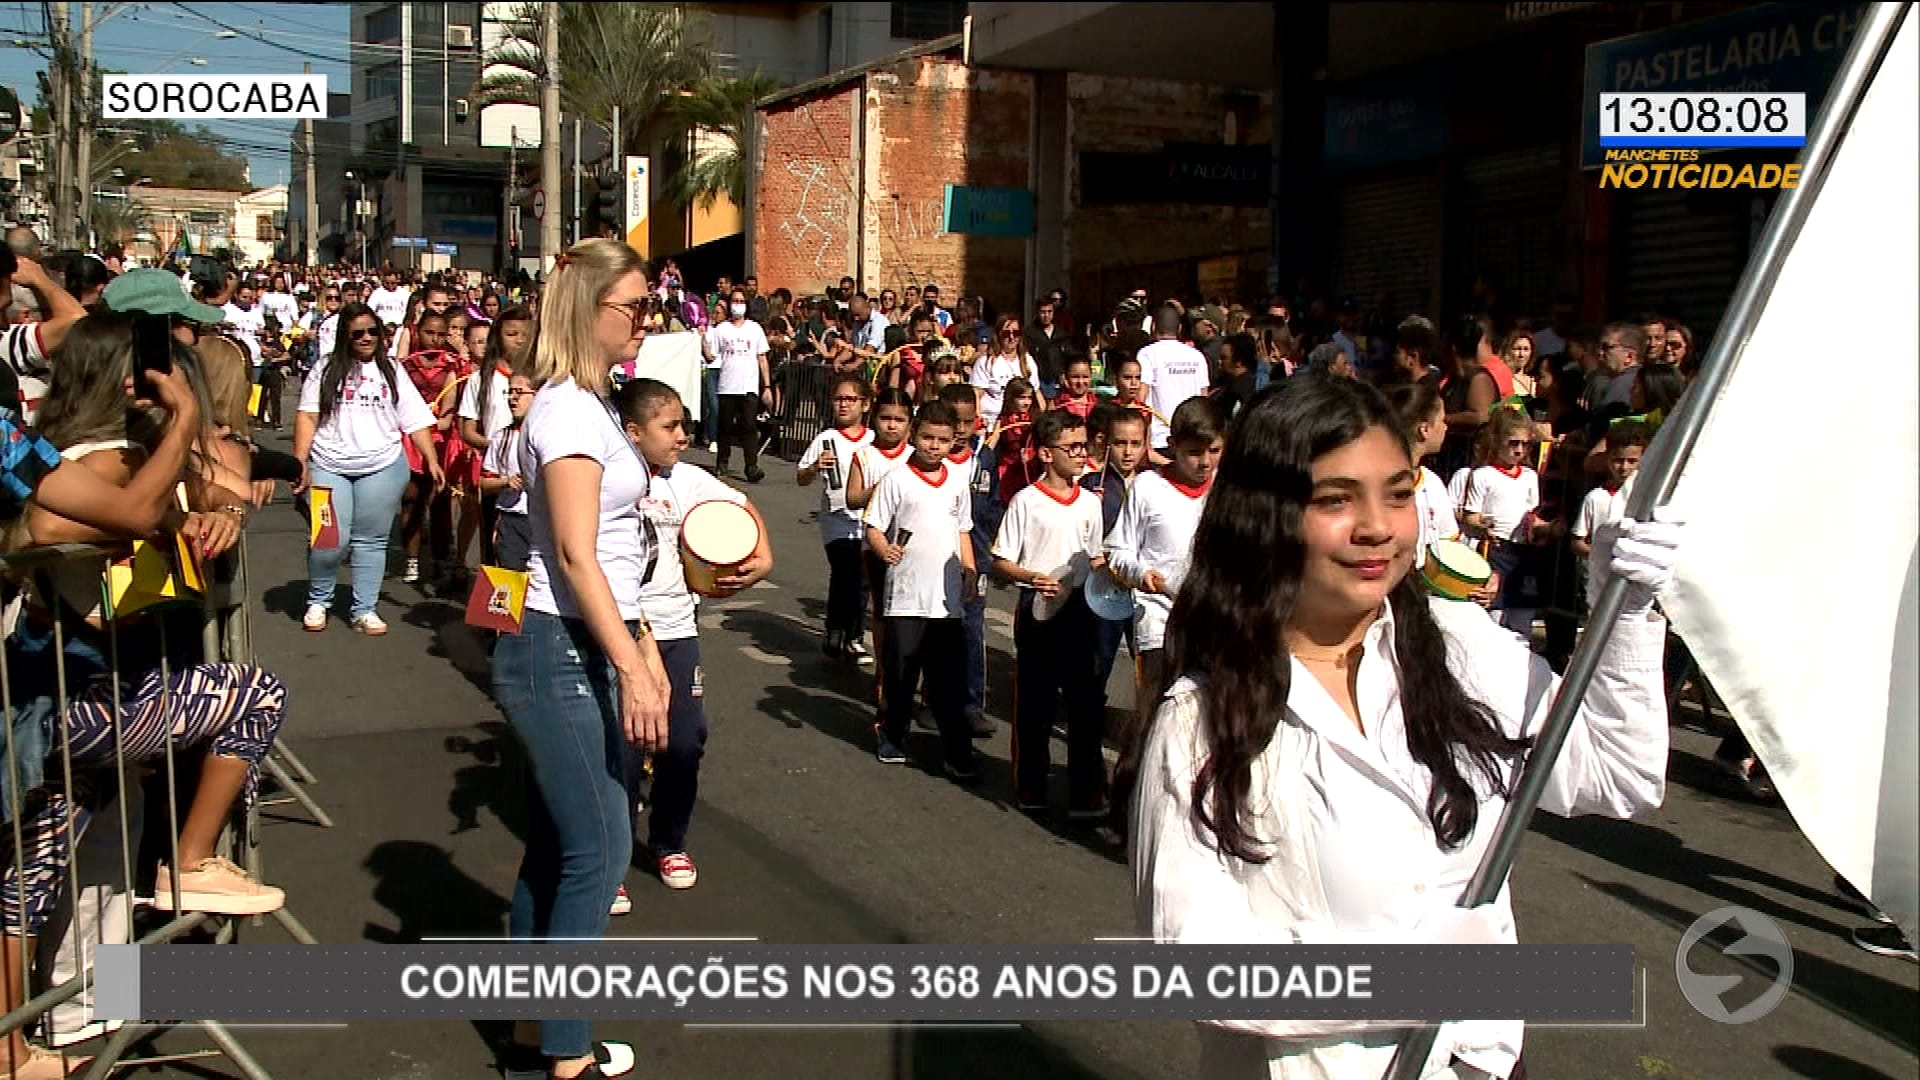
[
  {"xmin": 754, "ymin": 83, "xmax": 859, "ymax": 297},
  {"xmin": 1065, "ymin": 73, "xmax": 1272, "ymax": 311},
  {"xmin": 753, "ymin": 49, "xmax": 1033, "ymax": 306},
  {"xmin": 865, "ymin": 57, "xmax": 1031, "ymax": 307}
]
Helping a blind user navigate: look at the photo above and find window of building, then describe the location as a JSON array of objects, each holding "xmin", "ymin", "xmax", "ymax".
[
  {"xmin": 255, "ymin": 214, "xmax": 276, "ymax": 242},
  {"xmin": 366, "ymin": 62, "xmax": 401, "ymax": 103},
  {"xmin": 364, "ymin": 5, "xmax": 402, "ymax": 43},
  {"xmin": 890, "ymin": 1, "xmax": 967, "ymax": 40}
]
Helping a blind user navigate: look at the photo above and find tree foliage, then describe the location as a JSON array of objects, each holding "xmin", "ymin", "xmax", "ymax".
[
  {"xmin": 663, "ymin": 73, "xmax": 781, "ymax": 212},
  {"xmin": 34, "ymin": 73, "xmax": 250, "ymax": 190}
]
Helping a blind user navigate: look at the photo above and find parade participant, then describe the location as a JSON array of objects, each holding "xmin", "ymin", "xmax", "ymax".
[
  {"xmin": 1052, "ymin": 352, "xmax": 1100, "ymax": 420},
  {"xmin": 1122, "ymin": 374, "xmax": 1681, "ymax": 1080},
  {"xmin": 491, "ymin": 239, "xmax": 669, "ymax": 1080},
  {"xmin": 708, "ymin": 287, "xmax": 771, "ymax": 484},
  {"xmin": 293, "ymin": 303, "xmax": 443, "ymax": 634},
  {"xmin": 991, "ymin": 377, "xmax": 1039, "ymax": 503},
  {"xmin": 940, "ymin": 382, "xmax": 999, "ymax": 737},
  {"xmin": 1104, "ymin": 397, "xmax": 1223, "ymax": 734},
  {"xmin": 797, "ymin": 374, "xmax": 876, "ymax": 659},
  {"xmin": 1084, "ymin": 404, "xmax": 1148, "ymax": 698},
  {"xmin": 845, "ymin": 387, "xmax": 915, "ymax": 722},
  {"xmin": 477, "ymin": 371, "xmax": 535, "ymax": 572},
  {"xmin": 991, "ymin": 409, "xmax": 1108, "ymax": 817},
  {"xmin": 460, "ymin": 305, "xmax": 534, "ymax": 564},
  {"xmin": 1461, "ymin": 407, "xmax": 1544, "ymax": 637},
  {"xmin": 397, "ymin": 309, "xmax": 460, "ymax": 585},
  {"xmin": 617, "ymin": 378, "xmax": 772, "ymax": 893},
  {"xmin": 862, "ymin": 399, "xmax": 981, "ymax": 776},
  {"xmin": 970, "ymin": 313, "xmax": 1037, "ymax": 432},
  {"xmin": 1388, "ymin": 382, "xmax": 1463, "ymax": 566},
  {"xmin": 1570, "ymin": 419, "xmax": 1648, "ymax": 601}
]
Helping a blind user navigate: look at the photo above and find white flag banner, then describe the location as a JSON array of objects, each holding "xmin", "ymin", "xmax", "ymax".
[
  {"xmin": 616, "ymin": 330, "xmax": 706, "ymax": 422},
  {"xmin": 1661, "ymin": 8, "xmax": 1918, "ymax": 943}
]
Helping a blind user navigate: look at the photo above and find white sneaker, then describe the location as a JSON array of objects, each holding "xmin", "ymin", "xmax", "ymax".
[
  {"xmin": 351, "ymin": 612, "xmax": 389, "ymax": 636},
  {"xmin": 609, "ymin": 885, "xmax": 632, "ymax": 916},
  {"xmin": 657, "ymin": 852, "xmax": 698, "ymax": 890},
  {"xmin": 402, "ymin": 557, "xmax": 421, "ymax": 584},
  {"xmin": 706, "ymin": 442, "xmax": 717, "ymax": 454},
  {"xmin": 302, "ymin": 604, "xmax": 327, "ymax": 632}
]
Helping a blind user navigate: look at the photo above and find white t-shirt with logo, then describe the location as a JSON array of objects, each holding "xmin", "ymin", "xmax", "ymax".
[
  {"xmin": 1573, "ymin": 483, "xmax": 1625, "ymax": 597},
  {"xmin": 991, "ymin": 482, "xmax": 1106, "ymax": 621},
  {"xmin": 222, "ymin": 302, "xmax": 265, "ymax": 365},
  {"xmin": 367, "ymin": 286, "xmax": 412, "ymax": 326},
  {"xmin": 708, "ymin": 319, "xmax": 770, "ymax": 396},
  {"xmin": 459, "ymin": 366, "xmax": 516, "ymax": 442},
  {"xmin": 1104, "ymin": 469, "xmax": 1209, "ymax": 652},
  {"xmin": 1414, "ymin": 465, "xmax": 1461, "ymax": 564},
  {"xmin": 1136, "ymin": 338, "xmax": 1211, "ymax": 447},
  {"xmin": 316, "ymin": 313, "xmax": 341, "ymax": 361},
  {"xmin": 260, "ymin": 290, "xmax": 299, "ymax": 332},
  {"xmin": 969, "ymin": 352, "xmax": 1030, "ymax": 430},
  {"xmin": 798, "ymin": 424, "xmax": 875, "ymax": 543},
  {"xmin": 519, "ymin": 378, "xmax": 654, "ymax": 621},
  {"xmin": 1463, "ymin": 465, "xmax": 1540, "ymax": 543},
  {"xmin": 637, "ymin": 462, "xmax": 748, "ymax": 641},
  {"xmin": 854, "ymin": 440, "xmax": 911, "ymax": 504},
  {"xmin": 298, "ymin": 359, "xmax": 436, "ymax": 476},
  {"xmin": 862, "ymin": 460, "xmax": 974, "ymax": 620},
  {"xmin": 481, "ymin": 424, "xmax": 527, "ymax": 515}
]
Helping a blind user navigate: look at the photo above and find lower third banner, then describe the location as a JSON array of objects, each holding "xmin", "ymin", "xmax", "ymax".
[{"xmin": 95, "ymin": 943, "xmax": 1634, "ymax": 1023}]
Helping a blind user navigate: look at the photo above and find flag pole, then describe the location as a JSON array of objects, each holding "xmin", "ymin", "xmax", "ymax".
[{"xmin": 1381, "ymin": 5, "xmax": 1913, "ymax": 1077}]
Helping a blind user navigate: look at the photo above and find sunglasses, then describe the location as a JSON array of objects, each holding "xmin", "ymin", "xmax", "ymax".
[
  {"xmin": 601, "ymin": 298, "xmax": 648, "ymax": 332},
  {"xmin": 1506, "ymin": 438, "xmax": 1531, "ymax": 448},
  {"xmin": 348, "ymin": 327, "xmax": 381, "ymax": 340}
]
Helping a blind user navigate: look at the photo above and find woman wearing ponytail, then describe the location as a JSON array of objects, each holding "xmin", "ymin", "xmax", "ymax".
[{"xmin": 1119, "ymin": 375, "xmax": 1685, "ymax": 1080}]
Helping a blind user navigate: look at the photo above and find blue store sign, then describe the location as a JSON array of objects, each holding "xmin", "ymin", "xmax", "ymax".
[
  {"xmin": 942, "ymin": 185, "xmax": 1034, "ymax": 238},
  {"xmin": 1580, "ymin": 3, "xmax": 1869, "ymax": 167},
  {"xmin": 1324, "ymin": 65, "xmax": 1450, "ymax": 170}
]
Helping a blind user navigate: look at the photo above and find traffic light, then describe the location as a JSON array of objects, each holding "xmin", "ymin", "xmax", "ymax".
[{"xmin": 593, "ymin": 177, "xmax": 620, "ymax": 238}]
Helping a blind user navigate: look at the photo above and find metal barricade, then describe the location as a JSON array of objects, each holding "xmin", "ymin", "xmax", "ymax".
[
  {"xmin": 0, "ymin": 538, "xmax": 294, "ymax": 1080},
  {"xmin": 771, "ymin": 359, "xmax": 839, "ymax": 461}
]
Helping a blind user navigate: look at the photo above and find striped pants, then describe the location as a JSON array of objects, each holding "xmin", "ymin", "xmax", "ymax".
[{"xmin": 0, "ymin": 662, "xmax": 286, "ymax": 936}]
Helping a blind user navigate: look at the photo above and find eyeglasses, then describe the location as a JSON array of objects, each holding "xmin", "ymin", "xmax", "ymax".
[
  {"xmin": 832, "ymin": 395, "xmax": 865, "ymax": 404},
  {"xmin": 348, "ymin": 327, "xmax": 381, "ymax": 340},
  {"xmin": 1505, "ymin": 438, "xmax": 1531, "ymax": 448},
  {"xmin": 506, "ymin": 388, "xmax": 535, "ymax": 400},
  {"xmin": 1049, "ymin": 443, "xmax": 1090, "ymax": 456},
  {"xmin": 323, "ymin": 294, "xmax": 340, "ymax": 302},
  {"xmin": 601, "ymin": 298, "xmax": 648, "ymax": 332}
]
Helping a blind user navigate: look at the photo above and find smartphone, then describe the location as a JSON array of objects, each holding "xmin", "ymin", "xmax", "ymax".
[
  {"xmin": 132, "ymin": 314, "xmax": 174, "ymax": 387},
  {"xmin": 890, "ymin": 527, "xmax": 913, "ymax": 549}
]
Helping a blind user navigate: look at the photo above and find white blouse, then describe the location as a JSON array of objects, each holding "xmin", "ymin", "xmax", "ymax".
[{"xmin": 1130, "ymin": 594, "xmax": 1668, "ymax": 1080}]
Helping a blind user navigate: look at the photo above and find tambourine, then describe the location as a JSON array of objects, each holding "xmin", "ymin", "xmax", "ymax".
[
  {"xmin": 680, "ymin": 500, "xmax": 760, "ymax": 598},
  {"xmin": 1084, "ymin": 568, "xmax": 1136, "ymax": 622},
  {"xmin": 1421, "ymin": 538, "xmax": 1492, "ymax": 602}
]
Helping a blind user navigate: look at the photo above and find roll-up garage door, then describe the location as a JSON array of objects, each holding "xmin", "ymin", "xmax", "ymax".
[
  {"xmin": 1616, "ymin": 188, "xmax": 1753, "ymax": 344},
  {"xmin": 1453, "ymin": 144, "xmax": 1564, "ymax": 322},
  {"xmin": 1333, "ymin": 171, "xmax": 1442, "ymax": 319}
]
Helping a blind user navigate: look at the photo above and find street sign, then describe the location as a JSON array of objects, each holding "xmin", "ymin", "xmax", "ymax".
[
  {"xmin": 431, "ymin": 242, "xmax": 457, "ymax": 256},
  {"xmin": 531, "ymin": 190, "xmax": 546, "ymax": 221},
  {"xmin": 0, "ymin": 87, "xmax": 20, "ymax": 147},
  {"xmin": 393, "ymin": 236, "xmax": 430, "ymax": 249}
]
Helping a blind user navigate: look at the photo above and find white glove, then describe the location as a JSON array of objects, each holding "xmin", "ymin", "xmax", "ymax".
[{"xmin": 1589, "ymin": 504, "xmax": 1686, "ymax": 615}]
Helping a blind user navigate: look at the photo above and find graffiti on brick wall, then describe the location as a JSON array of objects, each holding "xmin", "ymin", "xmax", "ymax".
[
  {"xmin": 882, "ymin": 198, "xmax": 946, "ymax": 244},
  {"xmin": 777, "ymin": 160, "xmax": 853, "ymax": 272}
]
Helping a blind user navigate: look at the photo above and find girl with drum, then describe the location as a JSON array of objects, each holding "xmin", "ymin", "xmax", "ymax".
[
  {"xmin": 1121, "ymin": 375, "xmax": 1682, "ymax": 1080},
  {"xmin": 490, "ymin": 240, "xmax": 670, "ymax": 1080},
  {"xmin": 616, "ymin": 378, "xmax": 772, "ymax": 894}
]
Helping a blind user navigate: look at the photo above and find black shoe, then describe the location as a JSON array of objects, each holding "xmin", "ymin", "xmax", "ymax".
[
  {"xmin": 745, "ymin": 467, "xmax": 766, "ymax": 484},
  {"xmin": 822, "ymin": 630, "xmax": 845, "ymax": 659},
  {"xmin": 913, "ymin": 706, "xmax": 939, "ymax": 733},
  {"xmin": 967, "ymin": 709, "xmax": 995, "ymax": 738},
  {"xmin": 1836, "ymin": 875, "xmax": 1897, "ymax": 924},
  {"xmin": 1851, "ymin": 924, "xmax": 1917, "ymax": 962},
  {"xmin": 944, "ymin": 759, "xmax": 983, "ymax": 786}
]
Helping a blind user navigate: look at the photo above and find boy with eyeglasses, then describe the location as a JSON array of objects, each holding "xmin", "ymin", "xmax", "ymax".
[{"xmin": 991, "ymin": 409, "xmax": 1108, "ymax": 817}]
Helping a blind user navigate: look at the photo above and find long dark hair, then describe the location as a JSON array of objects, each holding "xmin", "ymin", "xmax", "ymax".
[
  {"xmin": 474, "ymin": 304, "xmax": 533, "ymax": 431},
  {"xmin": 1115, "ymin": 375, "xmax": 1527, "ymax": 862},
  {"xmin": 318, "ymin": 302, "xmax": 398, "ymax": 425}
]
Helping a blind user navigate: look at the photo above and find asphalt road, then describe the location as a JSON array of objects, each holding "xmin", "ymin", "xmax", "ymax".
[{"xmin": 100, "ymin": 429, "xmax": 1918, "ymax": 1080}]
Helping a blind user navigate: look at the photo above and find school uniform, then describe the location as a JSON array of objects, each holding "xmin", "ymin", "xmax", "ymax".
[
  {"xmin": 992, "ymin": 481, "xmax": 1108, "ymax": 811},
  {"xmin": 863, "ymin": 459, "xmax": 980, "ymax": 773},
  {"xmin": 1414, "ymin": 465, "xmax": 1462, "ymax": 565},
  {"xmin": 632, "ymin": 461, "xmax": 748, "ymax": 858},
  {"xmin": 799, "ymin": 424, "xmax": 876, "ymax": 651},
  {"xmin": 1105, "ymin": 469, "xmax": 1209, "ymax": 712},
  {"xmin": 1572, "ymin": 482, "xmax": 1625, "ymax": 602},
  {"xmin": 1464, "ymin": 463, "xmax": 1543, "ymax": 636},
  {"xmin": 481, "ymin": 423, "xmax": 530, "ymax": 570},
  {"xmin": 1080, "ymin": 463, "xmax": 1138, "ymax": 695},
  {"xmin": 952, "ymin": 437, "xmax": 1001, "ymax": 721}
]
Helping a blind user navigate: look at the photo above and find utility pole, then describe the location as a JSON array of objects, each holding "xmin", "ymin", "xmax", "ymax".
[
  {"xmin": 77, "ymin": 1, "xmax": 92, "ymax": 248},
  {"xmin": 611, "ymin": 104, "xmax": 621, "ymax": 246},
  {"xmin": 49, "ymin": 3, "xmax": 73, "ymax": 247},
  {"xmin": 506, "ymin": 125, "xmax": 518, "ymax": 267},
  {"xmin": 302, "ymin": 61, "xmax": 318, "ymax": 265},
  {"xmin": 538, "ymin": 0, "xmax": 561, "ymax": 270},
  {"xmin": 571, "ymin": 116, "xmax": 581, "ymax": 245}
]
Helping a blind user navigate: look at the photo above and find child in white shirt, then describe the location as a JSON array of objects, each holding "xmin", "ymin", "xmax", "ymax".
[
  {"xmin": 863, "ymin": 399, "xmax": 980, "ymax": 779},
  {"xmin": 1104, "ymin": 397, "xmax": 1224, "ymax": 726},
  {"xmin": 617, "ymin": 378, "xmax": 771, "ymax": 893},
  {"xmin": 477, "ymin": 373, "xmax": 535, "ymax": 571},
  {"xmin": 990, "ymin": 410, "xmax": 1108, "ymax": 817},
  {"xmin": 1571, "ymin": 419, "xmax": 1650, "ymax": 605},
  {"xmin": 797, "ymin": 374, "xmax": 876, "ymax": 660},
  {"xmin": 1463, "ymin": 409, "xmax": 1543, "ymax": 637}
]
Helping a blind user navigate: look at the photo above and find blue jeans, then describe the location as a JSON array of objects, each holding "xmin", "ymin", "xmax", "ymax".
[
  {"xmin": 306, "ymin": 454, "xmax": 410, "ymax": 618},
  {"xmin": 491, "ymin": 609, "xmax": 633, "ymax": 1059},
  {"xmin": 700, "ymin": 367, "xmax": 720, "ymax": 440}
]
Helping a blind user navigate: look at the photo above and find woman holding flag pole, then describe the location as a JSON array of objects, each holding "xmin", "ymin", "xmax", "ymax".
[{"xmin": 1120, "ymin": 374, "xmax": 1684, "ymax": 1079}]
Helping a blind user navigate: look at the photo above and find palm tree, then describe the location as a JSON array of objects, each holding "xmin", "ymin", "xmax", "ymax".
[
  {"xmin": 473, "ymin": 3, "xmax": 716, "ymax": 157},
  {"xmin": 90, "ymin": 194, "xmax": 150, "ymax": 249},
  {"xmin": 665, "ymin": 73, "xmax": 783, "ymax": 212}
]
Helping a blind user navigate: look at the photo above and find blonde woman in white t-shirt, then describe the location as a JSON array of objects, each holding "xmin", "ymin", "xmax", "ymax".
[
  {"xmin": 969, "ymin": 313, "xmax": 1038, "ymax": 431},
  {"xmin": 292, "ymin": 302, "xmax": 442, "ymax": 635},
  {"xmin": 489, "ymin": 240, "xmax": 669, "ymax": 1080}
]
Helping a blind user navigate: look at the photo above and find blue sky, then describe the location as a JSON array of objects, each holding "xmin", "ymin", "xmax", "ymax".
[{"xmin": 0, "ymin": 2, "xmax": 353, "ymax": 188}]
